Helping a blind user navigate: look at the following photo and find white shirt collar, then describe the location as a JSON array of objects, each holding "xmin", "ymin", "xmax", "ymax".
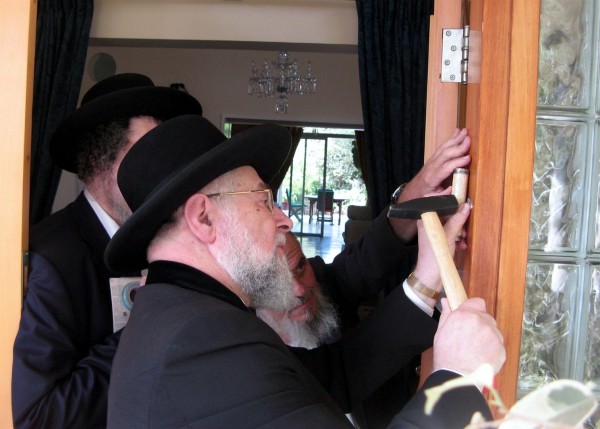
[{"xmin": 84, "ymin": 189, "xmax": 120, "ymax": 238}]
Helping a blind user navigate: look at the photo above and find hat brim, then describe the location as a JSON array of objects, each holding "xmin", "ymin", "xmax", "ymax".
[
  {"xmin": 105, "ymin": 125, "xmax": 291, "ymax": 273},
  {"xmin": 50, "ymin": 86, "xmax": 203, "ymax": 173}
]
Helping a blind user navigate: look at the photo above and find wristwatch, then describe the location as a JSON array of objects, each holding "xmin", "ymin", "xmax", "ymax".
[{"xmin": 390, "ymin": 183, "xmax": 407, "ymax": 205}]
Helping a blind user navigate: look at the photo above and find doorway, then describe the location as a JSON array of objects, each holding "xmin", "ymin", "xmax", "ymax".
[
  {"xmin": 224, "ymin": 120, "xmax": 366, "ymax": 262},
  {"xmin": 283, "ymin": 127, "xmax": 366, "ymax": 243}
]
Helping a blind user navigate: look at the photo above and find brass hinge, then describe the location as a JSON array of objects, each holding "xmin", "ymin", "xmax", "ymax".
[
  {"xmin": 441, "ymin": 26, "xmax": 470, "ymax": 84},
  {"xmin": 22, "ymin": 250, "xmax": 29, "ymax": 308}
]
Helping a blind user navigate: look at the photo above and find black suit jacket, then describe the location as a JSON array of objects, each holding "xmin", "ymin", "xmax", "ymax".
[
  {"xmin": 313, "ymin": 212, "xmax": 418, "ymax": 330},
  {"xmin": 12, "ymin": 192, "xmax": 124, "ymax": 429},
  {"xmin": 108, "ymin": 262, "xmax": 489, "ymax": 429},
  {"xmin": 308, "ymin": 211, "xmax": 441, "ymax": 428}
]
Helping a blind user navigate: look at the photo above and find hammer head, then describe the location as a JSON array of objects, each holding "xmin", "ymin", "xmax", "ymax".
[{"xmin": 387, "ymin": 195, "xmax": 459, "ymax": 219}]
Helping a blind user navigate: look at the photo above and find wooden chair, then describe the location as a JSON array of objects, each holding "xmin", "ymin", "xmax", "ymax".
[
  {"xmin": 285, "ymin": 188, "xmax": 305, "ymax": 222},
  {"xmin": 316, "ymin": 189, "xmax": 334, "ymax": 224}
]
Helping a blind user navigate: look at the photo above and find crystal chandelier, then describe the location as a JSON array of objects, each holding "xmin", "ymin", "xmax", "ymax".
[{"xmin": 247, "ymin": 51, "xmax": 317, "ymax": 114}]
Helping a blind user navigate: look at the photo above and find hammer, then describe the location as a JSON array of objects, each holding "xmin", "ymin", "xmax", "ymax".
[{"xmin": 388, "ymin": 195, "xmax": 468, "ymax": 310}]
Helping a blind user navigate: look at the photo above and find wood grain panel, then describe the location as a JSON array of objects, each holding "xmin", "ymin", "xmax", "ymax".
[
  {"xmin": 0, "ymin": 1, "xmax": 35, "ymax": 426},
  {"xmin": 462, "ymin": 0, "xmax": 539, "ymax": 409},
  {"xmin": 424, "ymin": 0, "xmax": 539, "ymax": 410},
  {"xmin": 494, "ymin": 0, "xmax": 540, "ymax": 410},
  {"xmin": 424, "ymin": 0, "xmax": 461, "ymax": 159}
]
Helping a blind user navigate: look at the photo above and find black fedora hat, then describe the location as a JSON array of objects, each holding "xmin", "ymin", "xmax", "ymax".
[
  {"xmin": 105, "ymin": 114, "xmax": 291, "ymax": 274},
  {"xmin": 50, "ymin": 73, "xmax": 203, "ymax": 173}
]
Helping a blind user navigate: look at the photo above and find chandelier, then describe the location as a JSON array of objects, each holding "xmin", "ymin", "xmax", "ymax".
[{"xmin": 247, "ymin": 51, "xmax": 317, "ymax": 114}]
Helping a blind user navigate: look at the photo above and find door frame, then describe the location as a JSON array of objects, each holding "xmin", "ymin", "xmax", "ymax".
[
  {"xmin": 0, "ymin": 0, "xmax": 36, "ymax": 425},
  {"xmin": 425, "ymin": 0, "xmax": 540, "ymax": 408}
]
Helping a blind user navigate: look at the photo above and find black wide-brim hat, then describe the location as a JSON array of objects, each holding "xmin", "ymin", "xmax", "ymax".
[
  {"xmin": 50, "ymin": 73, "xmax": 203, "ymax": 173},
  {"xmin": 105, "ymin": 114, "xmax": 292, "ymax": 274}
]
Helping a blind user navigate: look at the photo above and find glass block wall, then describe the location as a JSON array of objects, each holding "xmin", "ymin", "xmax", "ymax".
[{"xmin": 518, "ymin": 0, "xmax": 600, "ymax": 402}]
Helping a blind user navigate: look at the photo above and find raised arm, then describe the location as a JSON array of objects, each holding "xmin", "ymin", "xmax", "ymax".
[{"xmin": 390, "ymin": 128, "xmax": 471, "ymax": 243}]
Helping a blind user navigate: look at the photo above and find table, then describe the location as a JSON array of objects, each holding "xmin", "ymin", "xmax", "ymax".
[{"xmin": 305, "ymin": 195, "xmax": 345, "ymax": 225}]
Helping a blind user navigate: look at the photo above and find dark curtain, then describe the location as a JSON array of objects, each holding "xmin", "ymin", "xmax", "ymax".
[
  {"xmin": 29, "ymin": 0, "xmax": 94, "ymax": 226},
  {"xmin": 356, "ymin": 0, "xmax": 434, "ymax": 217},
  {"xmin": 353, "ymin": 4, "xmax": 433, "ymax": 424}
]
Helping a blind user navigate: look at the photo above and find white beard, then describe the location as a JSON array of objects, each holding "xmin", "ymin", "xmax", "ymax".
[
  {"xmin": 257, "ymin": 286, "xmax": 340, "ymax": 349},
  {"xmin": 212, "ymin": 209, "xmax": 297, "ymax": 312}
]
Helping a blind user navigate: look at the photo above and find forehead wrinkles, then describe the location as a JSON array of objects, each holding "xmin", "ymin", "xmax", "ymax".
[{"xmin": 285, "ymin": 241, "xmax": 304, "ymax": 270}]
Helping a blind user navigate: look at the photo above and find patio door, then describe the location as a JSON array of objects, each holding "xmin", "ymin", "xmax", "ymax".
[{"xmin": 286, "ymin": 135, "xmax": 328, "ymax": 238}]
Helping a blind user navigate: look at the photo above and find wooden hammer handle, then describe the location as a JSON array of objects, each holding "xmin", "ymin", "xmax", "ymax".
[{"xmin": 420, "ymin": 211, "xmax": 468, "ymax": 310}]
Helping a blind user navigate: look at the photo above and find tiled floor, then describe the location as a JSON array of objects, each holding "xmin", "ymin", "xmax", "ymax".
[{"xmin": 289, "ymin": 212, "xmax": 348, "ymax": 263}]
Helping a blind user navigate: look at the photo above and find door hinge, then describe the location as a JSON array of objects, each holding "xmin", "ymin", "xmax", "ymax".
[
  {"xmin": 441, "ymin": 26, "xmax": 469, "ymax": 84},
  {"xmin": 22, "ymin": 250, "xmax": 29, "ymax": 309}
]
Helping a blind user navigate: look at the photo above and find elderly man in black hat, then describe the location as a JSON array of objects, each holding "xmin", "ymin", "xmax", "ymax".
[
  {"xmin": 12, "ymin": 74, "xmax": 202, "ymax": 429},
  {"xmin": 105, "ymin": 114, "xmax": 505, "ymax": 429}
]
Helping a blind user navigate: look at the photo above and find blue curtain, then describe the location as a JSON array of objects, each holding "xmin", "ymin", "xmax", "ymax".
[
  {"xmin": 356, "ymin": 0, "xmax": 434, "ymax": 216},
  {"xmin": 29, "ymin": 0, "xmax": 94, "ymax": 226}
]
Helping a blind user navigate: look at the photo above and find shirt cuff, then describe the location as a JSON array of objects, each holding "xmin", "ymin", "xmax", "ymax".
[{"xmin": 403, "ymin": 280, "xmax": 434, "ymax": 317}]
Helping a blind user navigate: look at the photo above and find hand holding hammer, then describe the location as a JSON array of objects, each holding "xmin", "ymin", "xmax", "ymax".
[{"xmin": 388, "ymin": 195, "xmax": 468, "ymax": 310}]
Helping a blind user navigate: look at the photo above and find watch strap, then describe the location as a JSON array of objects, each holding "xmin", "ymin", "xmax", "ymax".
[
  {"xmin": 391, "ymin": 183, "xmax": 407, "ymax": 205},
  {"xmin": 407, "ymin": 272, "xmax": 441, "ymax": 300}
]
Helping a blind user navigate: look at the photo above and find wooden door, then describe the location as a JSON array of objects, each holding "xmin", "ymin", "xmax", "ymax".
[
  {"xmin": 0, "ymin": 1, "xmax": 36, "ymax": 425},
  {"xmin": 424, "ymin": 0, "xmax": 540, "ymax": 408}
]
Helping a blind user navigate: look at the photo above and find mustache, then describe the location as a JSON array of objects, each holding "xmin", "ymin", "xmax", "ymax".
[
  {"xmin": 296, "ymin": 289, "xmax": 314, "ymax": 305},
  {"xmin": 275, "ymin": 233, "xmax": 287, "ymax": 246}
]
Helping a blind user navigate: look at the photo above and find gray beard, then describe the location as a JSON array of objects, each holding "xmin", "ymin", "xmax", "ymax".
[
  {"xmin": 257, "ymin": 286, "xmax": 340, "ymax": 349},
  {"xmin": 212, "ymin": 210, "xmax": 297, "ymax": 312}
]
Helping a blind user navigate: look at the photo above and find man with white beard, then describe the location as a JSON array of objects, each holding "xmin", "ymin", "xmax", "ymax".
[
  {"xmin": 258, "ymin": 128, "xmax": 474, "ymax": 350},
  {"xmin": 256, "ymin": 232, "xmax": 341, "ymax": 349},
  {"xmin": 105, "ymin": 114, "xmax": 505, "ymax": 429},
  {"xmin": 257, "ymin": 128, "xmax": 474, "ymax": 428}
]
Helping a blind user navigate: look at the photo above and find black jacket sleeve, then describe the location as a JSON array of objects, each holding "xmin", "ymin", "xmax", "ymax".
[
  {"xmin": 312, "ymin": 210, "xmax": 417, "ymax": 329},
  {"xmin": 12, "ymin": 252, "xmax": 120, "ymax": 429},
  {"xmin": 387, "ymin": 370, "xmax": 493, "ymax": 429}
]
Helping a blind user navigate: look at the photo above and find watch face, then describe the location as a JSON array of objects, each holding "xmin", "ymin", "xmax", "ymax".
[{"xmin": 391, "ymin": 183, "xmax": 406, "ymax": 204}]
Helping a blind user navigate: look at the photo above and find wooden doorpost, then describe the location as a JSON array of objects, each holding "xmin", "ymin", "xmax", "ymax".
[
  {"xmin": 0, "ymin": 0, "xmax": 36, "ymax": 425},
  {"xmin": 423, "ymin": 0, "xmax": 540, "ymax": 409}
]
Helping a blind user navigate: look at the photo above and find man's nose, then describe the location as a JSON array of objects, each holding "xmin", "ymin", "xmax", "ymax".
[
  {"xmin": 292, "ymin": 276, "xmax": 306, "ymax": 297},
  {"xmin": 273, "ymin": 206, "xmax": 293, "ymax": 231}
]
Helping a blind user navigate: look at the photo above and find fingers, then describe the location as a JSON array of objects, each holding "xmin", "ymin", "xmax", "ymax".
[
  {"xmin": 415, "ymin": 129, "xmax": 471, "ymax": 194},
  {"xmin": 442, "ymin": 203, "xmax": 470, "ymax": 245},
  {"xmin": 433, "ymin": 298, "xmax": 506, "ymax": 375},
  {"xmin": 438, "ymin": 298, "xmax": 450, "ymax": 325},
  {"xmin": 456, "ymin": 296, "xmax": 486, "ymax": 313},
  {"xmin": 412, "ymin": 198, "xmax": 470, "ymax": 288},
  {"xmin": 431, "ymin": 129, "xmax": 471, "ymax": 164}
]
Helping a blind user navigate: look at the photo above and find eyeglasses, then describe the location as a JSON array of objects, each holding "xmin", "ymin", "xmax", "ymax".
[{"xmin": 206, "ymin": 188, "xmax": 274, "ymax": 213}]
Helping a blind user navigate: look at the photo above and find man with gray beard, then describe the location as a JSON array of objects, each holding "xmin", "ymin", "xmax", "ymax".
[
  {"xmin": 258, "ymin": 128, "xmax": 475, "ymax": 351},
  {"xmin": 213, "ymin": 205, "xmax": 295, "ymax": 311},
  {"xmin": 256, "ymin": 232, "xmax": 341, "ymax": 349},
  {"xmin": 258, "ymin": 130, "xmax": 475, "ymax": 429},
  {"xmin": 105, "ymin": 114, "xmax": 505, "ymax": 429}
]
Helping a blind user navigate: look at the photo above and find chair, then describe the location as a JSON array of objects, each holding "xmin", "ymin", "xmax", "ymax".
[
  {"xmin": 316, "ymin": 189, "xmax": 334, "ymax": 224},
  {"xmin": 285, "ymin": 188, "xmax": 305, "ymax": 222},
  {"xmin": 343, "ymin": 205, "xmax": 372, "ymax": 247}
]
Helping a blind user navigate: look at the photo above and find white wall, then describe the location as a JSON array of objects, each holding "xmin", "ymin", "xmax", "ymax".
[
  {"xmin": 83, "ymin": 46, "xmax": 362, "ymax": 127},
  {"xmin": 53, "ymin": 0, "xmax": 363, "ymax": 211},
  {"xmin": 90, "ymin": 0, "xmax": 358, "ymax": 45}
]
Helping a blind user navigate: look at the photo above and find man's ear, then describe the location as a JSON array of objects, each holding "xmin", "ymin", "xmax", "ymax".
[{"xmin": 184, "ymin": 193, "xmax": 216, "ymax": 244}]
